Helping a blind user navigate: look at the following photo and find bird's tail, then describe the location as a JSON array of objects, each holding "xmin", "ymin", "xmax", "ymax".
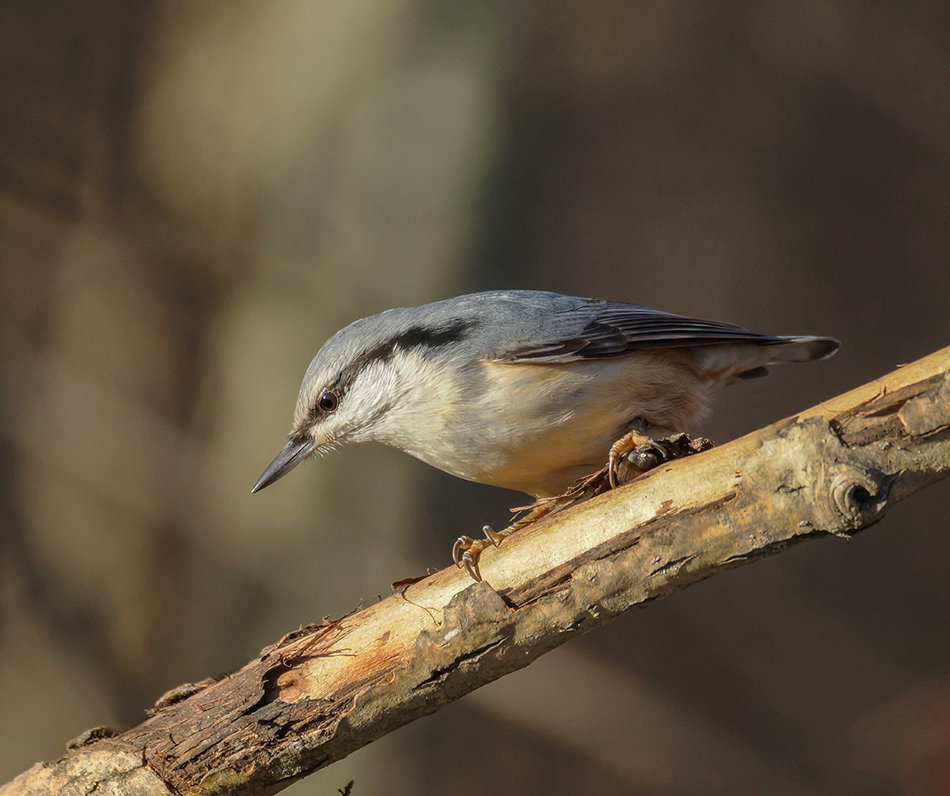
[
  {"xmin": 762, "ymin": 335, "xmax": 840, "ymax": 364},
  {"xmin": 694, "ymin": 335, "xmax": 839, "ymax": 384}
]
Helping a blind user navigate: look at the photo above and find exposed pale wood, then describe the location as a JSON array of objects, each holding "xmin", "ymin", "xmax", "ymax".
[{"xmin": 4, "ymin": 346, "xmax": 949, "ymax": 796}]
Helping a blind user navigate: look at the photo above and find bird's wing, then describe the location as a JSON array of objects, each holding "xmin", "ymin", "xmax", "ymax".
[{"xmin": 494, "ymin": 300, "xmax": 778, "ymax": 363}]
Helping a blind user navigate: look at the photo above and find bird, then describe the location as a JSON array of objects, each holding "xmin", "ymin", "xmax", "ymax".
[{"xmin": 252, "ymin": 289, "xmax": 838, "ymax": 577}]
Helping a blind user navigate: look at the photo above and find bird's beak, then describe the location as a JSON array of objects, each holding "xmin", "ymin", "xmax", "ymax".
[{"xmin": 251, "ymin": 438, "xmax": 315, "ymax": 493}]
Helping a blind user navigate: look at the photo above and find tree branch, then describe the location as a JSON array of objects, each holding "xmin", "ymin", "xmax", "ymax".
[{"xmin": 5, "ymin": 346, "xmax": 949, "ymax": 796}]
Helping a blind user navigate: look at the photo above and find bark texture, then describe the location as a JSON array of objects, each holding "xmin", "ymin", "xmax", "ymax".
[{"xmin": 5, "ymin": 346, "xmax": 949, "ymax": 796}]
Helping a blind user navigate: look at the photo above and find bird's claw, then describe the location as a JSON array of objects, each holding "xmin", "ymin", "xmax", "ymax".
[
  {"xmin": 452, "ymin": 513, "xmax": 549, "ymax": 582},
  {"xmin": 452, "ymin": 533, "xmax": 492, "ymax": 582},
  {"xmin": 483, "ymin": 524, "xmax": 506, "ymax": 546},
  {"xmin": 608, "ymin": 430, "xmax": 657, "ymax": 487},
  {"xmin": 451, "ymin": 535, "xmax": 473, "ymax": 566},
  {"xmin": 608, "ymin": 431, "xmax": 713, "ymax": 487}
]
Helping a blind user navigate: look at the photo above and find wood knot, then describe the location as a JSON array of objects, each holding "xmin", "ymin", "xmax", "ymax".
[{"xmin": 828, "ymin": 467, "xmax": 890, "ymax": 533}]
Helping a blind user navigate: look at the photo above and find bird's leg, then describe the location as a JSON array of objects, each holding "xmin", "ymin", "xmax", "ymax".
[
  {"xmin": 452, "ymin": 503, "xmax": 552, "ymax": 582},
  {"xmin": 608, "ymin": 429, "xmax": 657, "ymax": 488},
  {"xmin": 609, "ymin": 425, "xmax": 713, "ymax": 488},
  {"xmin": 453, "ymin": 430, "xmax": 712, "ymax": 582}
]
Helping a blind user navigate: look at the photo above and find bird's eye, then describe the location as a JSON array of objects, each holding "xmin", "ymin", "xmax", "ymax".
[{"xmin": 318, "ymin": 390, "xmax": 339, "ymax": 412}]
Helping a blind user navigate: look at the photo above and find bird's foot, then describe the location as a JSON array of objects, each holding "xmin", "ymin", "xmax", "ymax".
[
  {"xmin": 608, "ymin": 431, "xmax": 713, "ymax": 487},
  {"xmin": 452, "ymin": 433, "xmax": 711, "ymax": 582},
  {"xmin": 452, "ymin": 504, "xmax": 551, "ymax": 582}
]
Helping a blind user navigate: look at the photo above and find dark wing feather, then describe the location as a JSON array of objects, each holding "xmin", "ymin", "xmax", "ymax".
[{"xmin": 499, "ymin": 302, "xmax": 778, "ymax": 363}]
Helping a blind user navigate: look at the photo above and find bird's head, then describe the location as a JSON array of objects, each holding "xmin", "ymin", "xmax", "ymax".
[{"xmin": 251, "ymin": 309, "xmax": 475, "ymax": 493}]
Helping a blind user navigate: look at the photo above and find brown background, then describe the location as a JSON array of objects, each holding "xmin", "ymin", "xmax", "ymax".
[{"xmin": 1, "ymin": 2, "xmax": 949, "ymax": 794}]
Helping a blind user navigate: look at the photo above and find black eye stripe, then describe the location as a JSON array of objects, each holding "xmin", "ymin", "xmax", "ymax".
[
  {"xmin": 305, "ymin": 319, "xmax": 476, "ymax": 427},
  {"xmin": 335, "ymin": 320, "xmax": 475, "ymax": 394}
]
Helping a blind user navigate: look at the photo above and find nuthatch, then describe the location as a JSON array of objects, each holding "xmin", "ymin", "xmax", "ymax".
[{"xmin": 253, "ymin": 290, "xmax": 838, "ymax": 575}]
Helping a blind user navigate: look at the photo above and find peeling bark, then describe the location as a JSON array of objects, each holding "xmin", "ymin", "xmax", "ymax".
[{"xmin": 4, "ymin": 346, "xmax": 949, "ymax": 796}]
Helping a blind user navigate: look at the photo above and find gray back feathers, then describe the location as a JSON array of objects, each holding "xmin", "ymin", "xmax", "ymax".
[{"xmin": 301, "ymin": 289, "xmax": 837, "ymax": 384}]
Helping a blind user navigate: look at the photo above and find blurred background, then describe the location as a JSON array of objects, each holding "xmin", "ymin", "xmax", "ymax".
[{"xmin": 1, "ymin": 1, "xmax": 949, "ymax": 793}]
